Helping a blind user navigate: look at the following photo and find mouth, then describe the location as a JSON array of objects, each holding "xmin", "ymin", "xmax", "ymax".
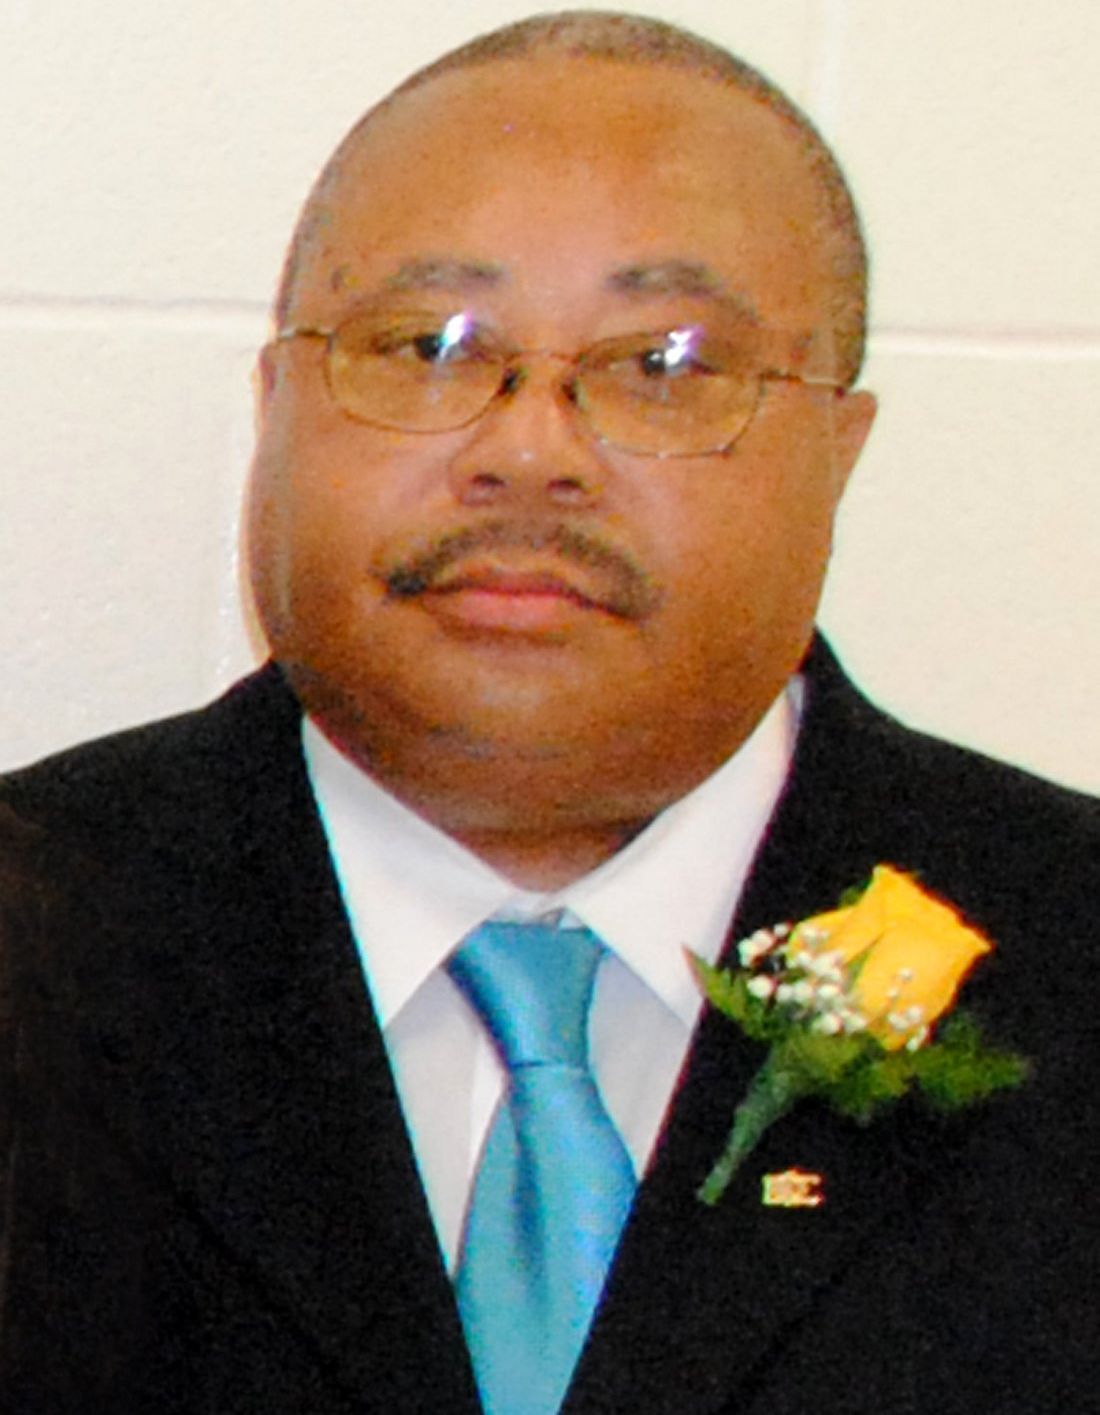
[
  {"xmin": 415, "ymin": 560, "xmax": 612, "ymax": 633},
  {"xmin": 432, "ymin": 560, "xmax": 605, "ymax": 605},
  {"xmin": 382, "ymin": 522, "xmax": 661, "ymax": 629}
]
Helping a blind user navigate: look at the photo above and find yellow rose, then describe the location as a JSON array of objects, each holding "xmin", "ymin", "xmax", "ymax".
[{"xmin": 791, "ymin": 866, "xmax": 992, "ymax": 1050}]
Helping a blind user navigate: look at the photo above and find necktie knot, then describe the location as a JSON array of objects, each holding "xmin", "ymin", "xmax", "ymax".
[{"xmin": 448, "ymin": 918, "xmax": 602, "ymax": 1072}]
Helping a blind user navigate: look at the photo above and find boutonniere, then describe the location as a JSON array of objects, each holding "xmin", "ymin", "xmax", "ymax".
[{"xmin": 691, "ymin": 865, "xmax": 1028, "ymax": 1205}]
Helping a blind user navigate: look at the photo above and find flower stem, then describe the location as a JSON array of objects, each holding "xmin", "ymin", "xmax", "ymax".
[{"xmin": 697, "ymin": 1056, "xmax": 803, "ymax": 1206}]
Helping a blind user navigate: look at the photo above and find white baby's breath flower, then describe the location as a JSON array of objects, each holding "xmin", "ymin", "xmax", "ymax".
[
  {"xmin": 797, "ymin": 924, "xmax": 828, "ymax": 948},
  {"xmin": 738, "ymin": 929, "xmax": 779, "ymax": 968},
  {"xmin": 886, "ymin": 1004, "xmax": 926, "ymax": 1039}
]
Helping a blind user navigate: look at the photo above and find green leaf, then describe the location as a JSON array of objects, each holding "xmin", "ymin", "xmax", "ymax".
[
  {"xmin": 837, "ymin": 877, "xmax": 873, "ymax": 908},
  {"xmin": 829, "ymin": 1050, "xmax": 914, "ymax": 1122},
  {"xmin": 933, "ymin": 1010, "xmax": 984, "ymax": 1051},
  {"xmin": 772, "ymin": 1029, "xmax": 871, "ymax": 1089},
  {"xmin": 688, "ymin": 954, "xmax": 784, "ymax": 1042},
  {"xmin": 689, "ymin": 954, "xmax": 742, "ymax": 1018},
  {"xmin": 911, "ymin": 1037, "xmax": 1029, "ymax": 1109}
]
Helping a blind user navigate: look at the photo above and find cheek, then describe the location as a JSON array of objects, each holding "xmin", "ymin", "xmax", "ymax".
[
  {"xmin": 248, "ymin": 413, "xmax": 375, "ymax": 641},
  {"xmin": 638, "ymin": 434, "xmax": 842, "ymax": 647},
  {"xmin": 636, "ymin": 468, "xmax": 776, "ymax": 596},
  {"xmin": 255, "ymin": 407, "xmax": 442, "ymax": 574},
  {"xmin": 721, "ymin": 407, "xmax": 850, "ymax": 569}
]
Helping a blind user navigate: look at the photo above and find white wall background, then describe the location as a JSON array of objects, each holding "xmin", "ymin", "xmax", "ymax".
[{"xmin": 2, "ymin": 0, "xmax": 1098, "ymax": 792}]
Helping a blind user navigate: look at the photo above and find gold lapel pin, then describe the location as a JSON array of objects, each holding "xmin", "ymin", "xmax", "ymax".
[{"xmin": 761, "ymin": 1168, "xmax": 825, "ymax": 1208}]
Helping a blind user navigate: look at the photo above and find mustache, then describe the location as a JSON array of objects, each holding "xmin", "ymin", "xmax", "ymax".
[{"xmin": 382, "ymin": 521, "xmax": 660, "ymax": 620}]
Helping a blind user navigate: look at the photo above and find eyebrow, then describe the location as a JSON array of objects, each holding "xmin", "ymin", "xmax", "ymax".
[
  {"xmin": 606, "ymin": 261, "xmax": 759, "ymax": 320},
  {"xmin": 349, "ymin": 254, "xmax": 759, "ymax": 321},
  {"xmin": 383, "ymin": 257, "xmax": 506, "ymax": 292}
]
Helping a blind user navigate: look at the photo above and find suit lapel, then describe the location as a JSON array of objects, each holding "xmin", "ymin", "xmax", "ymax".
[
  {"xmin": 566, "ymin": 641, "xmax": 930, "ymax": 1414},
  {"xmin": 108, "ymin": 670, "xmax": 480, "ymax": 1410},
  {"xmin": 98, "ymin": 647, "xmax": 948, "ymax": 1411}
]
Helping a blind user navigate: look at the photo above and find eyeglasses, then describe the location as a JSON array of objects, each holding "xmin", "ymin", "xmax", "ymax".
[{"xmin": 273, "ymin": 307, "xmax": 846, "ymax": 458}]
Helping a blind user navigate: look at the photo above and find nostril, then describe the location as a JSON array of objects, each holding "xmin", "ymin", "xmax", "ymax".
[
  {"xmin": 548, "ymin": 476, "xmax": 589, "ymax": 502},
  {"xmin": 465, "ymin": 471, "xmax": 507, "ymax": 502}
]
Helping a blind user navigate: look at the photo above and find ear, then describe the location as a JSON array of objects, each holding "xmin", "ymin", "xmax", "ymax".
[
  {"xmin": 252, "ymin": 345, "xmax": 279, "ymax": 436},
  {"xmin": 257, "ymin": 344, "xmax": 279, "ymax": 404},
  {"xmin": 827, "ymin": 388, "xmax": 877, "ymax": 498}
]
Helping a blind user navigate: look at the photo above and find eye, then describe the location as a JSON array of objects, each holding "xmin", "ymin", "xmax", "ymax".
[
  {"xmin": 409, "ymin": 331, "xmax": 448, "ymax": 362},
  {"xmin": 372, "ymin": 312, "xmax": 490, "ymax": 366},
  {"xmin": 616, "ymin": 329, "xmax": 725, "ymax": 383},
  {"xmin": 659, "ymin": 329, "xmax": 723, "ymax": 375},
  {"xmin": 586, "ymin": 329, "xmax": 730, "ymax": 401},
  {"xmin": 638, "ymin": 346, "xmax": 678, "ymax": 377}
]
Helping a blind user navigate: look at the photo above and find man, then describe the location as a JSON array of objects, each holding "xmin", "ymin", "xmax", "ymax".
[{"xmin": 1, "ymin": 11, "xmax": 1097, "ymax": 1414}]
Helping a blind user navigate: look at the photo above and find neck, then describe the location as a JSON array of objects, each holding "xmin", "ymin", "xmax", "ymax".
[
  {"xmin": 299, "ymin": 674, "xmax": 776, "ymax": 890},
  {"xmin": 447, "ymin": 818, "xmax": 650, "ymax": 891},
  {"xmin": 310, "ymin": 713, "xmax": 683, "ymax": 889}
]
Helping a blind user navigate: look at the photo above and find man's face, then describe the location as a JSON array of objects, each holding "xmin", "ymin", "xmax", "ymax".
[{"xmin": 248, "ymin": 58, "xmax": 874, "ymax": 825}]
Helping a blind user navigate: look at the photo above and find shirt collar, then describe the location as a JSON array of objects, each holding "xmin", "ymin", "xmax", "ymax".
[{"xmin": 303, "ymin": 679, "xmax": 801, "ymax": 1031}]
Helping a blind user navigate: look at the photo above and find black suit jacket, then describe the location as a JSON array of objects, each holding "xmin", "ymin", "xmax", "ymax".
[{"xmin": 1, "ymin": 642, "xmax": 1098, "ymax": 1413}]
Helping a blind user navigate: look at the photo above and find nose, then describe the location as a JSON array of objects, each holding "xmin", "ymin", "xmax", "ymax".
[{"xmin": 445, "ymin": 353, "xmax": 608, "ymax": 509}]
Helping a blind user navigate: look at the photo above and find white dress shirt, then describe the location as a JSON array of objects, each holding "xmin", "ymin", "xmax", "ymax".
[{"xmin": 303, "ymin": 682, "xmax": 800, "ymax": 1272}]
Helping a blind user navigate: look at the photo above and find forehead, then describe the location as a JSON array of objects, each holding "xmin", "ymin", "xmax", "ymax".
[{"xmin": 289, "ymin": 57, "xmax": 832, "ymax": 331}]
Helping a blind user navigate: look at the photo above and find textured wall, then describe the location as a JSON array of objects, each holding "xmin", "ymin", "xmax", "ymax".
[{"xmin": 3, "ymin": 0, "xmax": 1098, "ymax": 791}]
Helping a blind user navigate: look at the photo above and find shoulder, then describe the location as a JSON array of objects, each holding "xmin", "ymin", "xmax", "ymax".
[
  {"xmin": 0, "ymin": 664, "xmax": 303, "ymax": 851},
  {"xmin": 0, "ymin": 665, "xmax": 321, "ymax": 1034},
  {"xmin": 0, "ymin": 802, "xmax": 64, "ymax": 948},
  {"xmin": 796, "ymin": 637, "xmax": 1100, "ymax": 882},
  {"xmin": 0, "ymin": 800, "xmax": 107, "ymax": 1030}
]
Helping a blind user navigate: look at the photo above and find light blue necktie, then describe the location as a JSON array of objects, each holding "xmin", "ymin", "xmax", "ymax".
[{"xmin": 448, "ymin": 920, "xmax": 637, "ymax": 1415}]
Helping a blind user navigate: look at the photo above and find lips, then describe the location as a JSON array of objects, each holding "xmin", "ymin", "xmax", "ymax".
[
  {"xmin": 382, "ymin": 521, "xmax": 661, "ymax": 622},
  {"xmin": 429, "ymin": 563, "xmax": 604, "ymax": 608},
  {"xmin": 418, "ymin": 559, "xmax": 610, "ymax": 632}
]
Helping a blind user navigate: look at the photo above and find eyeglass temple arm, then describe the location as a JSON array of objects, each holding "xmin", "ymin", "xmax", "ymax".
[
  {"xmin": 274, "ymin": 325, "xmax": 332, "ymax": 343},
  {"xmin": 762, "ymin": 368, "xmax": 849, "ymax": 393}
]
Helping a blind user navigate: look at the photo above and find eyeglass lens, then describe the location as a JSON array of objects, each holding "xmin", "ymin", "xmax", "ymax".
[{"xmin": 324, "ymin": 308, "xmax": 764, "ymax": 456}]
